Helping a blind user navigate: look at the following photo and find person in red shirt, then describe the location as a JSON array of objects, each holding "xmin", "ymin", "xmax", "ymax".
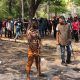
[
  {"xmin": 2, "ymin": 19, "xmax": 7, "ymax": 37},
  {"xmin": 72, "ymin": 17, "xmax": 79, "ymax": 42}
]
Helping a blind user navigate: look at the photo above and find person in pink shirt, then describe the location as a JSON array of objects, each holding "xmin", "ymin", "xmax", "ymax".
[{"xmin": 72, "ymin": 17, "xmax": 79, "ymax": 42}]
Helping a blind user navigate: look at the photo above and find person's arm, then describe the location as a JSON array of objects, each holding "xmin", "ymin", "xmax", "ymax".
[
  {"xmin": 27, "ymin": 30, "xmax": 31, "ymax": 41},
  {"xmin": 38, "ymin": 31, "xmax": 42, "ymax": 49},
  {"xmin": 56, "ymin": 31, "xmax": 59, "ymax": 45},
  {"xmin": 56, "ymin": 25, "xmax": 59, "ymax": 45},
  {"xmin": 68, "ymin": 24, "xmax": 72, "ymax": 43},
  {"xmin": 39, "ymin": 39, "xmax": 42, "ymax": 49}
]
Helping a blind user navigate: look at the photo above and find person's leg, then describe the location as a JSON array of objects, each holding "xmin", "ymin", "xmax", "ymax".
[
  {"xmin": 39, "ymin": 30, "xmax": 42, "ymax": 37},
  {"xmin": 54, "ymin": 29, "xmax": 56, "ymax": 38},
  {"xmin": 18, "ymin": 28, "xmax": 21, "ymax": 37},
  {"xmin": 0, "ymin": 29, "xmax": 2, "ymax": 39},
  {"xmin": 44, "ymin": 28, "xmax": 47, "ymax": 36},
  {"xmin": 13, "ymin": 26, "xmax": 14, "ymax": 36},
  {"xmin": 35, "ymin": 55, "xmax": 41, "ymax": 76},
  {"xmin": 50, "ymin": 28, "xmax": 52, "ymax": 35},
  {"xmin": 14, "ymin": 32, "xmax": 19, "ymax": 41},
  {"xmin": 72, "ymin": 30, "xmax": 74, "ymax": 39},
  {"xmin": 14, "ymin": 26, "xmax": 16, "ymax": 37},
  {"xmin": 74, "ymin": 30, "xmax": 77, "ymax": 42},
  {"xmin": 42, "ymin": 29, "xmax": 45, "ymax": 37},
  {"xmin": 9, "ymin": 30, "xmax": 11, "ymax": 38},
  {"xmin": 73, "ymin": 30, "xmax": 75, "ymax": 40},
  {"xmin": 66, "ymin": 45, "xmax": 72, "ymax": 64},
  {"xmin": 10, "ymin": 31, "xmax": 12, "ymax": 38},
  {"xmin": 14, "ymin": 28, "xmax": 20, "ymax": 40},
  {"xmin": 0, "ymin": 28, "xmax": 2, "ymax": 37},
  {"xmin": 5, "ymin": 28, "xmax": 7, "ymax": 37},
  {"xmin": 26, "ymin": 49, "xmax": 34, "ymax": 80},
  {"xmin": 75, "ymin": 31, "xmax": 79, "ymax": 42},
  {"xmin": 8, "ymin": 30, "xmax": 9, "ymax": 38},
  {"xmin": 19, "ymin": 29, "xmax": 22, "ymax": 37},
  {"xmin": 11, "ymin": 29, "xmax": 13, "ymax": 38},
  {"xmin": 60, "ymin": 45, "xmax": 65, "ymax": 64}
]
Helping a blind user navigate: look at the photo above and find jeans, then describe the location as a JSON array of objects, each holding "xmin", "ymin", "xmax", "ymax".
[
  {"xmin": 60, "ymin": 44, "xmax": 71, "ymax": 63},
  {"xmin": 15, "ymin": 27, "xmax": 21, "ymax": 39},
  {"xmin": 39, "ymin": 30, "xmax": 44, "ymax": 38},
  {"xmin": 8, "ymin": 30, "xmax": 12, "ymax": 38}
]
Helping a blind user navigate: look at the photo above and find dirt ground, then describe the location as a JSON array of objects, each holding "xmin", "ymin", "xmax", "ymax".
[{"xmin": 0, "ymin": 38, "xmax": 80, "ymax": 80}]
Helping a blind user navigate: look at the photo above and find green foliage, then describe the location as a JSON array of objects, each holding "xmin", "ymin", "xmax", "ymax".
[
  {"xmin": 0, "ymin": 0, "xmax": 68, "ymax": 18},
  {"xmin": 49, "ymin": 0, "xmax": 67, "ymax": 15},
  {"xmin": 36, "ymin": 6, "xmax": 47, "ymax": 18},
  {"xmin": 0, "ymin": 0, "xmax": 29, "ymax": 18},
  {"xmin": 0, "ymin": 0, "xmax": 8, "ymax": 18},
  {"xmin": 72, "ymin": 0, "xmax": 80, "ymax": 6}
]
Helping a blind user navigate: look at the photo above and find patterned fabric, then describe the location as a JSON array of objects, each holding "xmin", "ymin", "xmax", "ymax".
[{"xmin": 27, "ymin": 29, "xmax": 41, "ymax": 53}]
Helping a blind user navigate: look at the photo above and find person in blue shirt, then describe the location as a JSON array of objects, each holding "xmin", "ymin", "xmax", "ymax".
[{"xmin": 14, "ymin": 18, "xmax": 23, "ymax": 41}]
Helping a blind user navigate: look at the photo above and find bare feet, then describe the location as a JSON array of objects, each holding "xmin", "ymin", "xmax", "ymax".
[
  {"xmin": 37, "ymin": 73, "xmax": 47, "ymax": 77},
  {"xmin": 37, "ymin": 72, "xmax": 41, "ymax": 77},
  {"xmin": 26, "ymin": 77, "xmax": 30, "ymax": 80}
]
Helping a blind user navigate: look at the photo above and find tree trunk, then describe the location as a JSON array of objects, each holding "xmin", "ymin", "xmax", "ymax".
[
  {"xmin": 8, "ymin": 0, "xmax": 42, "ymax": 19},
  {"xmin": 54, "ymin": 7, "xmax": 57, "ymax": 17},
  {"xmin": 28, "ymin": 0, "xmax": 42, "ymax": 19},
  {"xmin": 8, "ymin": 0, "xmax": 13, "ymax": 14},
  {"xmin": 55, "ymin": 10, "xmax": 57, "ymax": 16},
  {"xmin": 21, "ymin": 0, "xmax": 24, "ymax": 21}
]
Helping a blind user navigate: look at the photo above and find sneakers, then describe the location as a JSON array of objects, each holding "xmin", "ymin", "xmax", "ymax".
[{"xmin": 61, "ymin": 61, "xmax": 72, "ymax": 66}]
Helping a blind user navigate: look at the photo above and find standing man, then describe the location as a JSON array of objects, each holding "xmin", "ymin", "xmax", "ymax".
[
  {"xmin": 56, "ymin": 16, "xmax": 72, "ymax": 65},
  {"xmin": 26, "ymin": 20, "xmax": 41, "ymax": 80},
  {"xmin": 72, "ymin": 17, "xmax": 79, "ymax": 42},
  {"xmin": 52, "ymin": 16, "xmax": 59, "ymax": 38},
  {"xmin": 39, "ymin": 18, "xmax": 45, "ymax": 38},
  {"xmin": 10, "ymin": 19, "xmax": 14, "ymax": 37},
  {"xmin": 6, "ymin": 20, "xmax": 12, "ymax": 38},
  {"xmin": 14, "ymin": 18, "xmax": 23, "ymax": 40}
]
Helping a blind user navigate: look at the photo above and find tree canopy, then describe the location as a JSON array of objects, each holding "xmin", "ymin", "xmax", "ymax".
[
  {"xmin": 72, "ymin": 0, "xmax": 80, "ymax": 6},
  {"xmin": 0, "ymin": 0, "xmax": 68, "ymax": 19}
]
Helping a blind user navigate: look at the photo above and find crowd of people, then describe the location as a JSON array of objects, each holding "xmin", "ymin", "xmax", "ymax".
[
  {"xmin": 0, "ymin": 16, "xmax": 80, "ymax": 80},
  {"xmin": 0, "ymin": 18, "xmax": 23, "ymax": 40},
  {"xmin": 0, "ymin": 16, "xmax": 80, "ymax": 42},
  {"xmin": 25, "ymin": 15, "xmax": 80, "ymax": 80}
]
